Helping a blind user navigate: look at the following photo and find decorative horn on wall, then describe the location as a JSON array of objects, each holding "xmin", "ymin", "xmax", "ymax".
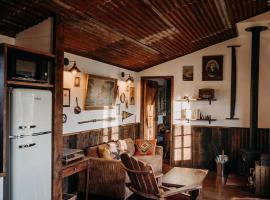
[{"xmin": 226, "ymin": 45, "xmax": 240, "ymax": 120}]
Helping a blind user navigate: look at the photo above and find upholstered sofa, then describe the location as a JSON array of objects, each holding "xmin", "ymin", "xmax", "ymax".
[{"xmin": 83, "ymin": 138, "xmax": 163, "ymax": 200}]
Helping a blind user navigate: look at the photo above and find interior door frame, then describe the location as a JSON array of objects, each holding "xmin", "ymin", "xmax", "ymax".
[{"xmin": 140, "ymin": 76, "xmax": 174, "ymax": 166}]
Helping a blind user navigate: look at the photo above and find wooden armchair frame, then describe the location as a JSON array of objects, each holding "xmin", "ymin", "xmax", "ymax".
[{"xmin": 120, "ymin": 153, "xmax": 203, "ymax": 200}]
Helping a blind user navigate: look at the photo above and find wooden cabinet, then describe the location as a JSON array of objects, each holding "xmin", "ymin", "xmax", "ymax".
[{"xmin": 0, "ymin": 44, "xmax": 56, "ymax": 176}]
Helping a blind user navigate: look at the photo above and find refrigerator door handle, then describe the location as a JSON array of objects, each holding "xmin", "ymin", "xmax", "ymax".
[
  {"xmin": 19, "ymin": 143, "xmax": 36, "ymax": 149},
  {"xmin": 19, "ymin": 125, "xmax": 36, "ymax": 130},
  {"xmin": 9, "ymin": 135, "xmax": 31, "ymax": 139}
]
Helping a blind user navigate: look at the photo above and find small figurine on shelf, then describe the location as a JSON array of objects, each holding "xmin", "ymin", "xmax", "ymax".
[
  {"xmin": 200, "ymin": 113, "xmax": 204, "ymax": 119},
  {"xmin": 205, "ymin": 115, "xmax": 212, "ymax": 120}
]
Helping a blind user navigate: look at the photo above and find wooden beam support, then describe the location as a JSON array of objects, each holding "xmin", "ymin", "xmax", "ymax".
[{"xmin": 52, "ymin": 14, "xmax": 64, "ymax": 200}]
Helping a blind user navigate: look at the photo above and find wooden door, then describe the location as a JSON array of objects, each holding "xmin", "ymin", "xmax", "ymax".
[{"xmin": 142, "ymin": 80, "xmax": 158, "ymax": 140}]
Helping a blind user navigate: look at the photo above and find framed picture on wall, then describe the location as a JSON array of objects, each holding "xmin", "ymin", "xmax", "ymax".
[
  {"xmin": 74, "ymin": 76, "xmax": 80, "ymax": 87},
  {"xmin": 183, "ymin": 66, "xmax": 194, "ymax": 81},
  {"xmin": 63, "ymin": 88, "xmax": 70, "ymax": 107},
  {"xmin": 202, "ymin": 55, "xmax": 223, "ymax": 81},
  {"xmin": 84, "ymin": 74, "xmax": 117, "ymax": 110},
  {"xmin": 129, "ymin": 87, "xmax": 135, "ymax": 105}
]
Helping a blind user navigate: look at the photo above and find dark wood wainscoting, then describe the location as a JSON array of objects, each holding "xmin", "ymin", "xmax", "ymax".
[
  {"xmin": 63, "ymin": 123, "xmax": 140, "ymax": 150},
  {"xmin": 172, "ymin": 125, "xmax": 270, "ymax": 172}
]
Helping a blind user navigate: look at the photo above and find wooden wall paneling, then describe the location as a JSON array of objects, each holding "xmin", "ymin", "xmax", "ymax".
[
  {"xmin": 62, "ymin": 123, "xmax": 140, "ymax": 149},
  {"xmin": 172, "ymin": 125, "xmax": 270, "ymax": 173},
  {"xmin": 111, "ymin": 126, "xmax": 120, "ymax": 141},
  {"xmin": 52, "ymin": 15, "xmax": 64, "ymax": 200},
  {"xmin": 76, "ymin": 130, "xmax": 100, "ymax": 149},
  {"xmin": 101, "ymin": 127, "xmax": 110, "ymax": 143}
]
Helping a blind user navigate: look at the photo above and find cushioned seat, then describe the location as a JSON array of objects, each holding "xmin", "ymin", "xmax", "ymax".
[
  {"xmin": 135, "ymin": 155, "xmax": 162, "ymax": 174},
  {"xmin": 83, "ymin": 138, "xmax": 163, "ymax": 200}
]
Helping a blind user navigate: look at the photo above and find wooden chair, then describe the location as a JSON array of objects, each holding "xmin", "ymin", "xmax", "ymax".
[{"xmin": 120, "ymin": 153, "xmax": 203, "ymax": 200}]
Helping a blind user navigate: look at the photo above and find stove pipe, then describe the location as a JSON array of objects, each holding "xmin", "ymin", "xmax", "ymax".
[{"xmin": 245, "ymin": 26, "xmax": 267, "ymax": 150}]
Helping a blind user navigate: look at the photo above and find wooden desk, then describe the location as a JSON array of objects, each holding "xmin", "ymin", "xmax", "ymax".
[{"xmin": 62, "ymin": 157, "xmax": 91, "ymax": 200}]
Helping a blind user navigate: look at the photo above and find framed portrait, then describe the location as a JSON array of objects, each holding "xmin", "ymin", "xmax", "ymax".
[
  {"xmin": 183, "ymin": 66, "xmax": 193, "ymax": 81},
  {"xmin": 63, "ymin": 88, "xmax": 70, "ymax": 107},
  {"xmin": 129, "ymin": 87, "xmax": 135, "ymax": 105},
  {"xmin": 202, "ymin": 55, "xmax": 223, "ymax": 81},
  {"xmin": 74, "ymin": 76, "xmax": 80, "ymax": 87},
  {"xmin": 84, "ymin": 74, "xmax": 117, "ymax": 110}
]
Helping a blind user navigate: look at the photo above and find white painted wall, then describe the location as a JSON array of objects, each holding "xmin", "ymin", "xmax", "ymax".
[
  {"xmin": 15, "ymin": 17, "xmax": 53, "ymax": 53},
  {"xmin": 139, "ymin": 12, "xmax": 270, "ymax": 128},
  {"xmin": 63, "ymin": 52, "xmax": 139, "ymax": 134},
  {"xmin": 0, "ymin": 35, "xmax": 15, "ymax": 45}
]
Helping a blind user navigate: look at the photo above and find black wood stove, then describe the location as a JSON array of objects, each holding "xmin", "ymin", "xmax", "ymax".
[{"xmin": 238, "ymin": 26, "xmax": 267, "ymax": 175}]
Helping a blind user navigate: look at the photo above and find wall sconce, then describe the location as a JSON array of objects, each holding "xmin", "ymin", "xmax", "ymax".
[
  {"xmin": 64, "ymin": 58, "xmax": 81, "ymax": 75},
  {"xmin": 121, "ymin": 72, "xmax": 134, "ymax": 84}
]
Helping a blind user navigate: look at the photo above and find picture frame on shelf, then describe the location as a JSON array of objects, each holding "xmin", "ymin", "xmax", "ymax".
[
  {"xmin": 183, "ymin": 65, "xmax": 193, "ymax": 81},
  {"xmin": 63, "ymin": 88, "xmax": 70, "ymax": 107},
  {"xmin": 202, "ymin": 55, "xmax": 223, "ymax": 81}
]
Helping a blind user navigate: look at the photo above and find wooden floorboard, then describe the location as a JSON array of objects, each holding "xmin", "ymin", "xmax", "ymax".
[{"xmin": 86, "ymin": 163, "xmax": 259, "ymax": 200}]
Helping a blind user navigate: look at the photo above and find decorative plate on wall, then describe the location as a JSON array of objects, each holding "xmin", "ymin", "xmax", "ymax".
[{"xmin": 120, "ymin": 93, "xmax": 126, "ymax": 103}]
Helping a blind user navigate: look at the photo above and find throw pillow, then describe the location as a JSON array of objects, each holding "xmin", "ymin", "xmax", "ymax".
[
  {"xmin": 134, "ymin": 139, "xmax": 157, "ymax": 156},
  {"xmin": 118, "ymin": 139, "xmax": 128, "ymax": 154},
  {"xmin": 124, "ymin": 138, "xmax": 135, "ymax": 155},
  {"xmin": 98, "ymin": 144, "xmax": 112, "ymax": 160},
  {"xmin": 107, "ymin": 141, "xmax": 120, "ymax": 160}
]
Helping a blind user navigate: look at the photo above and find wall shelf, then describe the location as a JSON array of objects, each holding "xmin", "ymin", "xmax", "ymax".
[
  {"xmin": 176, "ymin": 98, "xmax": 217, "ymax": 105},
  {"xmin": 7, "ymin": 80, "xmax": 54, "ymax": 89},
  {"xmin": 175, "ymin": 118, "xmax": 217, "ymax": 124}
]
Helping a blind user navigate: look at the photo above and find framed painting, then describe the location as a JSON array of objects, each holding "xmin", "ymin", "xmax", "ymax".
[
  {"xmin": 202, "ymin": 55, "xmax": 223, "ymax": 81},
  {"xmin": 74, "ymin": 76, "xmax": 80, "ymax": 87},
  {"xmin": 183, "ymin": 66, "xmax": 193, "ymax": 81},
  {"xmin": 63, "ymin": 88, "xmax": 70, "ymax": 107},
  {"xmin": 84, "ymin": 74, "xmax": 117, "ymax": 110},
  {"xmin": 129, "ymin": 87, "xmax": 135, "ymax": 105}
]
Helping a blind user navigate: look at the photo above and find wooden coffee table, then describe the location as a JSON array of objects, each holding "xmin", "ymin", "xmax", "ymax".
[{"xmin": 162, "ymin": 167, "xmax": 208, "ymax": 200}]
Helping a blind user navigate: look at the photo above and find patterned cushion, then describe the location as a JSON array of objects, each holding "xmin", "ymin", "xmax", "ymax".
[
  {"xmin": 98, "ymin": 144, "xmax": 113, "ymax": 160},
  {"xmin": 134, "ymin": 139, "xmax": 157, "ymax": 156},
  {"xmin": 107, "ymin": 141, "xmax": 120, "ymax": 160}
]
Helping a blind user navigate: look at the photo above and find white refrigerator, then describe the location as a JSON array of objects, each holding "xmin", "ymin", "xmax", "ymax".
[{"xmin": 9, "ymin": 89, "xmax": 52, "ymax": 200}]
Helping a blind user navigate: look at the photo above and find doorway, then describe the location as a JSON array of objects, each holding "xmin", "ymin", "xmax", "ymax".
[{"xmin": 141, "ymin": 76, "xmax": 173, "ymax": 163}]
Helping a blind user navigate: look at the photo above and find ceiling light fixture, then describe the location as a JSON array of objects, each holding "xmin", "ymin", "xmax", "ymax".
[
  {"xmin": 121, "ymin": 72, "xmax": 134, "ymax": 83},
  {"xmin": 64, "ymin": 58, "xmax": 81, "ymax": 75}
]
